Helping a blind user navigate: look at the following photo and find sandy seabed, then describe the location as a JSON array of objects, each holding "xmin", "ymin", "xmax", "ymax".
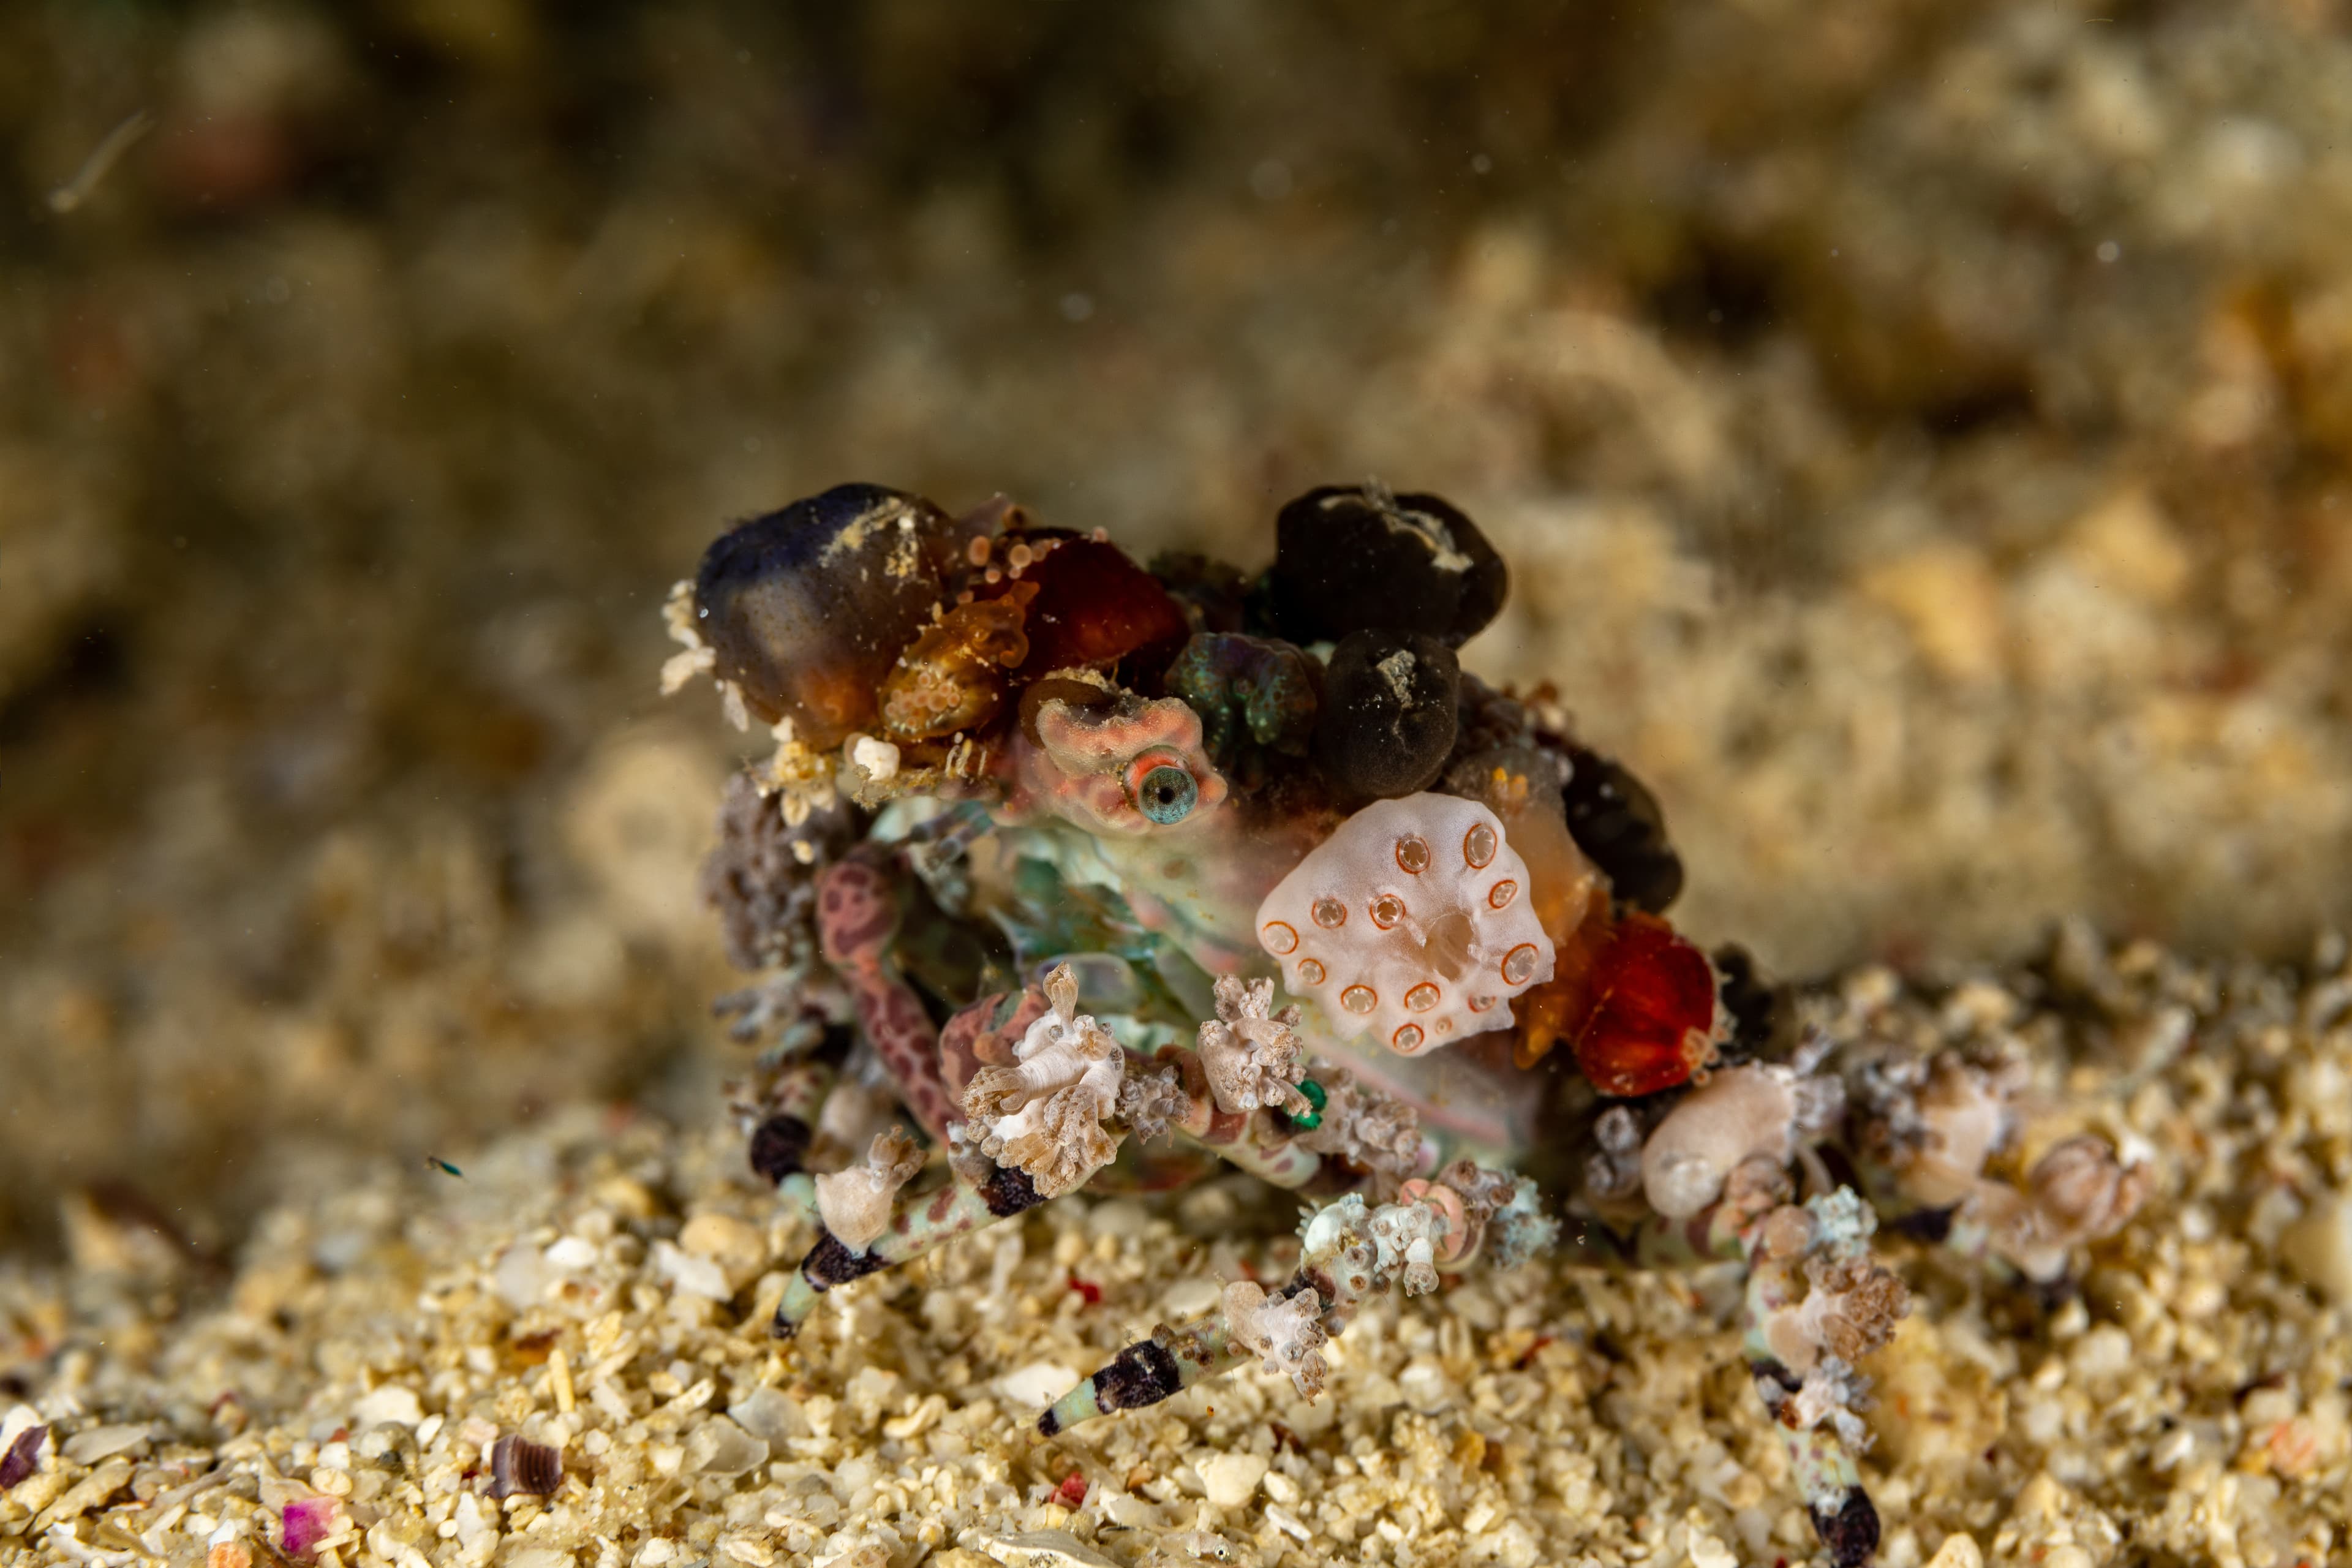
[{"xmin": 9, "ymin": 931, "xmax": 2352, "ymax": 1568}]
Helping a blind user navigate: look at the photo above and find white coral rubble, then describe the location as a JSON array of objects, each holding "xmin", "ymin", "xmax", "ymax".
[{"xmin": 960, "ymin": 963, "xmax": 1125, "ymax": 1198}]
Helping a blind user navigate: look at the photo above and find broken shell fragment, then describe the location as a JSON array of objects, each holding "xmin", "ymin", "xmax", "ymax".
[{"xmin": 489, "ymin": 1434, "xmax": 563, "ymax": 1499}]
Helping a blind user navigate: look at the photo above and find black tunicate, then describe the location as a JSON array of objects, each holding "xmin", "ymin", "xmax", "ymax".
[
  {"xmin": 1709, "ymin": 943, "xmax": 1787, "ymax": 1059},
  {"xmin": 693, "ymin": 483, "xmax": 960, "ymax": 747},
  {"xmin": 1311, "ymin": 629, "xmax": 1460, "ymax": 802},
  {"xmin": 1559, "ymin": 743, "xmax": 1685, "ymax": 913},
  {"xmin": 1268, "ymin": 484, "xmax": 1508, "ymax": 647}
]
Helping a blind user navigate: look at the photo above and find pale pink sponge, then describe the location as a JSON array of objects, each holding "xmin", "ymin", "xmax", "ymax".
[{"xmin": 1254, "ymin": 793, "xmax": 1555, "ymax": 1056}]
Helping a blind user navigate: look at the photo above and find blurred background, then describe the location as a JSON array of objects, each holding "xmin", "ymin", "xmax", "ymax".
[{"xmin": 4, "ymin": 0, "xmax": 2351, "ymax": 1254}]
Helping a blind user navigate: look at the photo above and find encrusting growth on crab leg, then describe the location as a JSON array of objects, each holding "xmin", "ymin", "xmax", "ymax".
[
  {"xmin": 778, "ymin": 963, "xmax": 1143, "ymax": 1336},
  {"xmin": 771, "ymin": 1150, "xmax": 1047, "ymax": 1338},
  {"xmin": 774, "ymin": 964, "xmax": 1384, "ymax": 1346},
  {"xmin": 1740, "ymin": 1192, "xmax": 1908, "ymax": 1568},
  {"xmin": 812, "ymin": 1127, "xmax": 926, "ymax": 1251},
  {"xmin": 1196, "ymin": 974, "xmax": 1314, "ymax": 1118},
  {"xmin": 1611, "ymin": 1149, "xmax": 1904, "ymax": 1568},
  {"xmin": 1849, "ymin": 1047, "xmax": 2152, "ymax": 1285},
  {"xmin": 1040, "ymin": 1163, "xmax": 1557, "ymax": 1435},
  {"xmin": 962, "ymin": 963, "xmax": 1126, "ymax": 1197}
]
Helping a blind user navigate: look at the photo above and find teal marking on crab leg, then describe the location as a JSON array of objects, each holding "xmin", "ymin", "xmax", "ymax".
[
  {"xmin": 772, "ymin": 1161, "xmax": 1046, "ymax": 1339},
  {"xmin": 1165, "ymin": 1082, "xmax": 1322, "ymax": 1188},
  {"xmin": 774, "ymin": 1172, "xmax": 817, "ymax": 1225}
]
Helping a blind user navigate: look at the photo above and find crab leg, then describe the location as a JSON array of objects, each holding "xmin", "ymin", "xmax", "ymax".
[
  {"xmin": 1162, "ymin": 1091, "xmax": 1322, "ymax": 1188},
  {"xmin": 771, "ymin": 1159, "xmax": 1045, "ymax": 1339},
  {"xmin": 1538, "ymin": 1184, "xmax": 1891, "ymax": 1568},
  {"xmin": 1038, "ymin": 1303, "xmax": 1256, "ymax": 1434},
  {"xmin": 1041, "ymin": 1174, "xmax": 1555, "ymax": 1437},
  {"xmin": 1735, "ymin": 1191, "xmax": 1901, "ymax": 1568},
  {"xmin": 1039, "ymin": 1246, "xmax": 1399, "ymax": 1437},
  {"xmin": 1780, "ymin": 1427, "xmax": 1877, "ymax": 1568},
  {"xmin": 771, "ymin": 1114, "xmax": 1317, "ymax": 1345},
  {"xmin": 815, "ymin": 858, "xmax": 959, "ymax": 1139},
  {"xmin": 747, "ymin": 1056, "xmax": 838, "ymax": 1223},
  {"xmin": 1743, "ymin": 1270, "xmax": 1879, "ymax": 1567},
  {"xmin": 945, "ymin": 984, "xmax": 1329, "ymax": 1190}
]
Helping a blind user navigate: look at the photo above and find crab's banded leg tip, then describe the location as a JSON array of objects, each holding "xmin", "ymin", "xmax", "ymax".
[
  {"xmin": 802, "ymin": 1232, "xmax": 891, "ymax": 1289},
  {"xmin": 1090, "ymin": 1338, "xmax": 1186, "ymax": 1411},
  {"xmin": 770, "ymin": 1231, "xmax": 887, "ymax": 1340},
  {"xmin": 1810, "ymin": 1488, "xmax": 1881, "ymax": 1568},
  {"xmin": 1039, "ymin": 1336, "xmax": 1186, "ymax": 1436},
  {"xmin": 748, "ymin": 1114, "xmax": 815, "ymax": 1182},
  {"xmin": 980, "ymin": 1164, "xmax": 1046, "ymax": 1216}
]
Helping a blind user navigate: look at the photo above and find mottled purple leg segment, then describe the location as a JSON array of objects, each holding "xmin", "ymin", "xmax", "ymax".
[{"xmin": 816, "ymin": 859, "xmax": 959, "ymax": 1139}]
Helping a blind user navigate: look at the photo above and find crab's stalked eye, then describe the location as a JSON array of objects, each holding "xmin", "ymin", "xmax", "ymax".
[{"xmin": 1133, "ymin": 763, "xmax": 1199, "ymax": 825}]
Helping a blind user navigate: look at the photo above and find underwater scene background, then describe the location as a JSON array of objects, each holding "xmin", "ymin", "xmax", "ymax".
[{"xmin": 4, "ymin": 6, "xmax": 2352, "ymax": 1566}]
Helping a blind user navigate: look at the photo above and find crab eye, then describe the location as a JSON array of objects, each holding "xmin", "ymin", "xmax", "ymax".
[{"xmin": 1133, "ymin": 764, "xmax": 1199, "ymax": 825}]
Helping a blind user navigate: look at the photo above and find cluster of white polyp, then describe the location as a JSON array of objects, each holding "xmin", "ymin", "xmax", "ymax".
[{"xmin": 960, "ymin": 963, "xmax": 1125, "ymax": 1198}]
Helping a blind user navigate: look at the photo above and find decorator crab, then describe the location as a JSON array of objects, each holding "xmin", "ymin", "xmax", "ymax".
[{"xmin": 663, "ymin": 483, "xmax": 2152, "ymax": 1566}]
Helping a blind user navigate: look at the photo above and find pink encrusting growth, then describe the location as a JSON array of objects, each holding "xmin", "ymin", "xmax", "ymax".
[
  {"xmin": 1256, "ymin": 793, "xmax": 1555, "ymax": 1056},
  {"xmin": 1014, "ymin": 693, "xmax": 1228, "ymax": 836}
]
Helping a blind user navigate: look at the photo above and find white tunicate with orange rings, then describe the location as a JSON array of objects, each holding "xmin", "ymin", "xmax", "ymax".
[{"xmin": 1253, "ymin": 793, "xmax": 1555, "ymax": 1057}]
